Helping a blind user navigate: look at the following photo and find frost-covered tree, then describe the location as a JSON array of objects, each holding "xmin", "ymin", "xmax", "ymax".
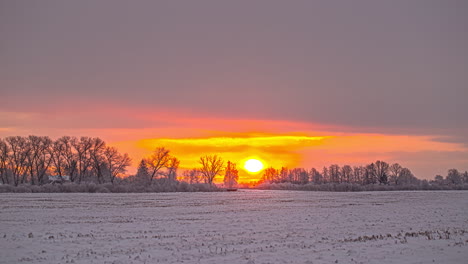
[
  {"xmin": 199, "ymin": 155, "xmax": 224, "ymax": 185},
  {"xmin": 136, "ymin": 159, "xmax": 150, "ymax": 183},
  {"xmin": 223, "ymin": 161, "xmax": 239, "ymax": 188}
]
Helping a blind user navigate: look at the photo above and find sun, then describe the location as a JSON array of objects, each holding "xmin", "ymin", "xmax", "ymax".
[{"xmin": 244, "ymin": 159, "xmax": 264, "ymax": 173}]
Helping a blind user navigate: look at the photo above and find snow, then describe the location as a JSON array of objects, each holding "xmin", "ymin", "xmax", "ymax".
[{"xmin": 0, "ymin": 190, "xmax": 467, "ymax": 264}]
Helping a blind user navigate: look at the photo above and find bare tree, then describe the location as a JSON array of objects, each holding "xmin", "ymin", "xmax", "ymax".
[
  {"xmin": 72, "ymin": 137, "xmax": 93, "ymax": 183},
  {"xmin": 352, "ymin": 166, "xmax": 365, "ymax": 184},
  {"xmin": 261, "ymin": 167, "xmax": 278, "ymax": 183},
  {"xmin": 0, "ymin": 139, "xmax": 10, "ymax": 184},
  {"xmin": 289, "ymin": 168, "xmax": 309, "ymax": 184},
  {"xmin": 165, "ymin": 156, "xmax": 180, "ymax": 181},
  {"xmin": 364, "ymin": 163, "xmax": 377, "ymax": 184},
  {"xmin": 51, "ymin": 137, "xmax": 67, "ymax": 179},
  {"xmin": 26, "ymin": 136, "xmax": 53, "ymax": 185},
  {"xmin": 146, "ymin": 147, "xmax": 171, "ymax": 183},
  {"xmin": 375, "ymin": 160, "xmax": 389, "ymax": 184},
  {"xmin": 341, "ymin": 165, "xmax": 352, "ymax": 183},
  {"xmin": 5, "ymin": 136, "xmax": 31, "ymax": 186},
  {"xmin": 322, "ymin": 166, "xmax": 329, "ymax": 183},
  {"xmin": 57, "ymin": 136, "xmax": 78, "ymax": 182},
  {"xmin": 310, "ymin": 168, "xmax": 322, "ymax": 184},
  {"xmin": 199, "ymin": 155, "xmax": 224, "ymax": 185},
  {"xmin": 389, "ymin": 163, "xmax": 402, "ymax": 185},
  {"xmin": 279, "ymin": 167, "xmax": 288, "ymax": 182},
  {"xmin": 182, "ymin": 168, "xmax": 202, "ymax": 184},
  {"xmin": 89, "ymin": 137, "xmax": 107, "ymax": 183},
  {"xmin": 329, "ymin": 164, "xmax": 340, "ymax": 183},
  {"xmin": 103, "ymin": 146, "xmax": 132, "ymax": 184}
]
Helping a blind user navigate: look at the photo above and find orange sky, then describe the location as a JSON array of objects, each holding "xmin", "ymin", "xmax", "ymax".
[
  {"xmin": 1, "ymin": 104, "xmax": 467, "ymax": 183},
  {"xmin": 96, "ymin": 108, "xmax": 467, "ymax": 183}
]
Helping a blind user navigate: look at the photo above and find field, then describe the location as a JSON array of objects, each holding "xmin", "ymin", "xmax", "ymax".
[{"xmin": 0, "ymin": 190, "xmax": 467, "ymax": 264}]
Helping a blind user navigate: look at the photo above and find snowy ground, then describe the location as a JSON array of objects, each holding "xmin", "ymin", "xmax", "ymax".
[{"xmin": 0, "ymin": 190, "xmax": 467, "ymax": 264}]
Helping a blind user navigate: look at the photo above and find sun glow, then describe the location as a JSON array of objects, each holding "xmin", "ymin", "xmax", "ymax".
[{"xmin": 244, "ymin": 159, "xmax": 264, "ymax": 173}]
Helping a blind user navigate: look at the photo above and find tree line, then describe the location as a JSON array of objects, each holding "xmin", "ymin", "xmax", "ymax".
[
  {"xmin": 0, "ymin": 136, "xmax": 131, "ymax": 186},
  {"xmin": 260, "ymin": 161, "xmax": 419, "ymax": 186},
  {"xmin": 1, "ymin": 135, "xmax": 466, "ymax": 191},
  {"xmin": 259, "ymin": 162, "xmax": 468, "ymax": 188}
]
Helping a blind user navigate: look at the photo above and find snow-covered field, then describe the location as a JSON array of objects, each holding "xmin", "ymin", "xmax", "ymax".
[{"xmin": 0, "ymin": 190, "xmax": 467, "ymax": 264}]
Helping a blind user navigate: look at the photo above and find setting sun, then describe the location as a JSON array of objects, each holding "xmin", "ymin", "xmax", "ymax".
[{"xmin": 244, "ymin": 159, "xmax": 264, "ymax": 173}]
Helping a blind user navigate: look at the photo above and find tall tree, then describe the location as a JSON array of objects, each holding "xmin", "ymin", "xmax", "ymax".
[
  {"xmin": 262, "ymin": 167, "xmax": 278, "ymax": 183},
  {"xmin": 146, "ymin": 147, "xmax": 171, "ymax": 183},
  {"xmin": 103, "ymin": 146, "xmax": 132, "ymax": 184},
  {"xmin": 56, "ymin": 136, "xmax": 78, "ymax": 182},
  {"xmin": 89, "ymin": 137, "xmax": 107, "ymax": 183},
  {"xmin": 135, "ymin": 159, "xmax": 150, "ymax": 183},
  {"xmin": 165, "ymin": 156, "xmax": 180, "ymax": 181},
  {"xmin": 322, "ymin": 166, "xmax": 329, "ymax": 183},
  {"xmin": 389, "ymin": 163, "xmax": 402, "ymax": 185},
  {"xmin": 341, "ymin": 165, "xmax": 352, "ymax": 183},
  {"xmin": 310, "ymin": 168, "xmax": 322, "ymax": 184},
  {"xmin": 72, "ymin": 137, "xmax": 93, "ymax": 183},
  {"xmin": 375, "ymin": 160, "xmax": 389, "ymax": 184},
  {"xmin": 223, "ymin": 161, "xmax": 239, "ymax": 188},
  {"xmin": 30, "ymin": 136, "xmax": 52, "ymax": 184},
  {"xmin": 397, "ymin": 168, "xmax": 418, "ymax": 185},
  {"xmin": 329, "ymin": 164, "xmax": 340, "ymax": 183},
  {"xmin": 364, "ymin": 163, "xmax": 377, "ymax": 184},
  {"xmin": 0, "ymin": 139, "xmax": 10, "ymax": 184},
  {"xmin": 5, "ymin": 136, "xmax": 31, "ymax": 186},
  {"xmin": 352, "ymin": 166, "xmax": 365, "ymax": 184},
  {"xmin": 446, "ymin": 169, "xmax": 461, "ymax": 185},
  {"xmin": 199, "ymin": 155, "xmax": 224, "ymax": 185}
]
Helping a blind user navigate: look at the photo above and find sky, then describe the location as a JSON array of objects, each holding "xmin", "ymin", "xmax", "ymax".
[{"xmin": 1, "ymin": 1, "xmax": 467, "ymax": 182}]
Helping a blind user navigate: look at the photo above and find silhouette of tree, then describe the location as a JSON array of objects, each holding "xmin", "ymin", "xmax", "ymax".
[{"xmin": 199, "ymin": 155, "xmax": 224, "ymax": 185}]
